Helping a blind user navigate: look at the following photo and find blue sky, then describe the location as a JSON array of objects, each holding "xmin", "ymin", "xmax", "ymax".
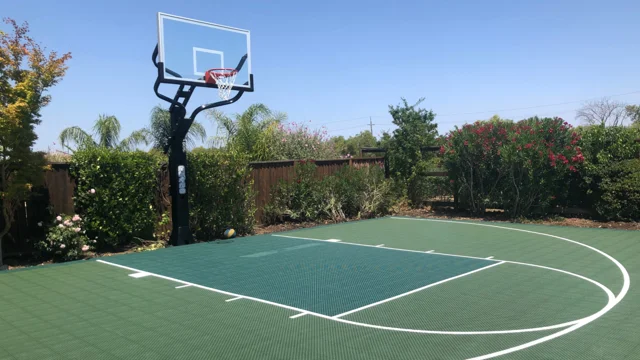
[{"xmin": 3, "ymin": 0, "xmax": 640, "ymax": 151}]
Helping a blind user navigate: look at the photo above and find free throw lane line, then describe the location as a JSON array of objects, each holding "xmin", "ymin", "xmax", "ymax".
[{"xmin": 331, "ymin": 261, "xmax": 505, "ymax": 318}]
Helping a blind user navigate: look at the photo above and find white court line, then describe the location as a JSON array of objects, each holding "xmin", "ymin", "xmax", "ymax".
[
  {"xmin": 332, "ymin": 262, "xmax": 505, "ymax": 318},
  {"xmin": 129, "ymin": 272, "xmax": 151, "ymax": 278},
  {"xmin": 175, "ymin": 284, "xmax": 191, "ymax": 289},
  {"xmin": 375, "ymin": 244, "xmax": 385, "ymax": 247},
  {"xmin": 426, "ymin": 250, "xmax": 434, "ymax": 253},
  {"xmin": 273, "ymin": 234, "xmax": 501, "ymax": 263},
  {"xmin": 486, "ymin": 256, "xmax": 494, "ymax": 259},
  {"xmin": 225, "ymin": 296, "xmax": 243, "ymax": 302},
  {"xmin": 327, "ymin": 239, "xmax": 341, "ymax": 242},
  {"xmin": 289, "ymin": 312, "xmax": 308, "ymax": 319}
]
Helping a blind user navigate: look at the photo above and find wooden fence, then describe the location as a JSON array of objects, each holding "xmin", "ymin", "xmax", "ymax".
[{"xmin": 1, "ymin": 157, "xmax": 384, "ymax": 259}]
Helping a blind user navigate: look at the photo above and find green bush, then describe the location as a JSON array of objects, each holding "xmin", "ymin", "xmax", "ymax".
[
  {"xmin": 263, "ymin": 160, "xmax": 326, "ymax": 223},
  {"xmin": 576, "ymin": 125, "xmax": 640, "ymax": 219},
  {"xmin": 38, "ymin": 214, "xmax": 94, "ymax": 262},
  {"xmin": 187, "ymin": 149, "xmax": 256, "ymax": 240},
  {"xmin": 71, "ymin": 148, "xmax": 159, "ymax": 249},
  {"xmin": 595, "ymin": 160, "xmax": 640, "ymax": 221},
  {"xmin": 264, "ymin": 161, "xmax": 394, "ymax": 224}
]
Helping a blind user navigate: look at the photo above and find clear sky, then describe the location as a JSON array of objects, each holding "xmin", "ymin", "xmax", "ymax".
[{"xmin": 3, "ymin": 0, "xmax": 640, "ymax": 151}]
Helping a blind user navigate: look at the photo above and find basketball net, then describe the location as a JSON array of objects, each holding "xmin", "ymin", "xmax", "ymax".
[{"xmin": 205, "ymin": 69, "xmax": 238, "ymax": 100}]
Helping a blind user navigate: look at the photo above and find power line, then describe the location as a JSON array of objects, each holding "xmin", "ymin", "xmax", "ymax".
[{"xmin": 339, "ymin": 90, "xmax": 640, "ymax": 121}]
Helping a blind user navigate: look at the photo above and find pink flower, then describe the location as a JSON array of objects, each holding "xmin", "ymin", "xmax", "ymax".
[
  {"xmin": 59, "ymin": 244, "xmax": 66, "ymax": 249},
  {"xmin": 82, "ymin": 245, "xmax": 90, "ymax": 252},
  {"xmin": 63, "ymin": 220, "xmax": 72, "ymax": 227},
  {"xmin": 72, "ymin": 215, "xmax": 81, "ymax": 222},
  {"xmin": 56, "ymin": 216, "xmax": 62, "ymax": 222}
]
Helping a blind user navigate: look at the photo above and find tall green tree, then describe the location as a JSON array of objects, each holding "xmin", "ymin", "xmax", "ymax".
[
  {"xmin": 345, "ymin": 130, "xmax": 378, "ymax": 156},
  {"xmin": 385, "ymin": 98, "xmax": 438, "ymax": 179},
  {"xmin": 59, "ymin": 114, "xmax": 149, "ymax": 152},
  {"xmin": 146, "ymin": 106, "xmax": 207, "ymax": 151},
  {"xmin": 626, "ymin": 105, "xmax": 640, "ymax": 126},
  {"xmin": 208, "ymin": 103, "xmax": 287, "ymax": 161},
  {"xmin": 0, "ymin": 18, "xmax": 71, "ymax": 267}
]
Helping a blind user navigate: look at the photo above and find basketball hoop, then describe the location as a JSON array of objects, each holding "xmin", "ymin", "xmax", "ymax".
[{"xmin": 205, "ymin": 68, "xmax": 238, "ymax": 100}]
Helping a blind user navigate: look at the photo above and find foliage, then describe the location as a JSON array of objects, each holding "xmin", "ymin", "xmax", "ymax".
[
  {"xmin": 383, "ymin": 98, "xmax": 439, "ymax": 207},
  {"xmin": 576, "ymin": 98, "xmax": 630, "ymax": 127},
  {"xmin": 209, "ymin": 103, "xmax": 287, "ymax": 161},
  {"xmin": 71, "ymin": 148, "xmax": 159, "ymax": 249},
  {"xmin": 577, "ymin": 125, "xmax": 640, "ymax": 220},
  {"xmin": 405, "ymin": 157, "xmax": 451, "ymax": 207},
  {"xmin": 330, "ymin": 131, "xmax": 379, "ymax": 157},
  {"xmin": 147, "ymin": 105, "xmax": 207, "ymax": 151},
  {"xmin": 187, "ymin": 148, "xmax": 256, "ymax": 240},
  {"xmin": 264, "ymin": 161, "xmax": 325, "ymax": 223},
  {"xmin": 264, "ymin": 161, "xmax": 394, "ymax": 224},
  {"xmin": 60, "ymin": 114, "xmax": 149, "ymax": 152},
  {"xmin": 0, "ymin": 18, "xmax": 71, "ymax": 266},
  {"xmin": 270, "ymin": 121, "xmax": 338, "ymax": 160},
  {"xmin": 594, "ymin": 160, "xmax": 640, "ymax": 221},
  {"xmin": 442, "ymin": 117, "xmax": 583, "ymax": 217},
  {"xmin": 38, "ymin": 214, "xmax": 93, "ymax": 262},
  {"xmin": 626, "ymin": 105, "xmax": 640, "ymax": 125}
]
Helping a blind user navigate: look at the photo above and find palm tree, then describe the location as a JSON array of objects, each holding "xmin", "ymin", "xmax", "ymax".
[
  {"xmin": 208, "ymin": 103, "xmax": 287, "ymax": 161},
  {"xmin": 59, "ymin": 114, "xmax": 149, "ymax": 152},
  {"xmin": 147, "ymin": 106, "xmax": 207, "ymax": 151}
]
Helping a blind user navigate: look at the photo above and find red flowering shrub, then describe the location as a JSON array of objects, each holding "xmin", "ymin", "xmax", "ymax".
[{"xmin": 442, "ymin": 117, "xmax": 583, "ymax": 217}]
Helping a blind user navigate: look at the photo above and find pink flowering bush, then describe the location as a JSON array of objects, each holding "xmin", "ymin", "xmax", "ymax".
[
  {"xmin": 441, "ymin": 116, "xmax": 584, "ymax": 217},
  {"xmin": 270, "ymin": 121, "xmax": 339, "ymax": 160},
  {"xmin": 38, "ymin": 214, "xmax": 93, "ymax": 262}
]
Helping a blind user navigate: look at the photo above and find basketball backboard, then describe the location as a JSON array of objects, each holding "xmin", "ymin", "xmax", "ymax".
[{"xmin": 156, "ymin": 12, "xmax": 253, "ymax": 92}]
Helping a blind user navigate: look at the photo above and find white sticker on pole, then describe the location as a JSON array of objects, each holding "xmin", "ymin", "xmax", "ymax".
[{"xmin": 178, "ymin": 165, "xmax": 186, "ymax": 195}]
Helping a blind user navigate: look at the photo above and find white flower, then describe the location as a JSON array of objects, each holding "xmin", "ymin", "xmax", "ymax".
[
  {"xmin": 59, "ymin": 244, "xmax": 66, "ymax": 249},
  {"xmin": 81, "ymin": 245, "xmax": 89, "ymax": 252},
  {"xmin": 89, "ymin": 189, "xmax": 96, "ymax": 194},
  {"xmin": 37, "ymin": 221, "xmax": 43, "ymax": 227},
  {"xmin": 58, "ymin": 224, "xmax": 64, "ymax": 228},
  {"xmin": 56, "ymin": 216, "xmax": 62, "ymax": 222}
]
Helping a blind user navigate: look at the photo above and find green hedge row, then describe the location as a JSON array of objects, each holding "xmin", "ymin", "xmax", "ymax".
[{"xmin": 70, "ymin": 148, "xmax": 256, "ymax": 251}]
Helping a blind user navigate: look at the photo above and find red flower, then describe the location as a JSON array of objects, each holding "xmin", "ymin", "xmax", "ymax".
[
  {"xmin": 517, "ymin": 145, "xmax": 522, "ymax": 151},
  {"xmin": 464, "ymin": 140, "xmax": 469, "ymax": 146},
  {"xmin": 450, "ymin": 179, "xmax": 455, "ymax": 184},
  {"xmin": 512, "ymin": 137, "xmax": 517, "ymax": 142},
  {"xmin": 569, "ymin": 166, "xmax": 577, "ymax": 172},
  {"xmin": 530, "ymin": 130, "xmax": 535, "ymax": 135},
  {"xmin": 439, "ymin": 146, "xmax": 445, "ymax": 155},
  {"xmin": 548, "ymin": 128, "xmax": 554, "ymax": 133},
  {"xmin": 571, "ymin": 139, "xmax": 577, "ymax": 145},
  {"xmin": 525, "ymin": 143, "xmax": 533, "ymax": 149}
]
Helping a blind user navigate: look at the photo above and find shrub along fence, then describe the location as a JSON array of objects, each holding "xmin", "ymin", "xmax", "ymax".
[{"xmin": 1, "ymin": 155, "xmax": 384, "ymax": 259}]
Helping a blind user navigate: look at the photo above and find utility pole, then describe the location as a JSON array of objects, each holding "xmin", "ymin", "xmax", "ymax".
[{"xmin": 369, "ymin": 116, "xmax": 374, "ymax": 134}]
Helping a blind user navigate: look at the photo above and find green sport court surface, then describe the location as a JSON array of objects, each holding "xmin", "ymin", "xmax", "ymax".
[{"xmin": 0, "ymin": 217, "xmax": 637, "ymax": 359}]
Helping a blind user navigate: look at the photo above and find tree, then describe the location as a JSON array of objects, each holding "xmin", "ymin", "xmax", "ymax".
[
  {"xmin": 576, "ymin": 98, "xmax": 629, "ymax": 127},
  {"xmin": 626, "ymin": 105, "xmax": 640, "ymax": 126},
  {"xmin": 344, "ymin": 131, "xmax": 378, "ymax": 156},
  {"xmin": 385, "ymin": 98, "xmax": 438, "ymax": 179},
  {"xmin": 208, "ymin": 103, "xmax": 287, "ymax": 161},
  {"xmin": 59, "ymin": 114, "xmax": 149, "ymax": 152},
  {"xmin": 0, "ymin": 18, "xmax": 71, "ymax": 267},
  {"xmin": 146, "ymin": 105, "xmax": 207, "ymax": 151}
]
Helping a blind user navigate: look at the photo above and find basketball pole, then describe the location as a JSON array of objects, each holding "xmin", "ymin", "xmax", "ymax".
[{"xmin": 153, "ymin": 45, "xmax": 249, "ymax": 246}]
